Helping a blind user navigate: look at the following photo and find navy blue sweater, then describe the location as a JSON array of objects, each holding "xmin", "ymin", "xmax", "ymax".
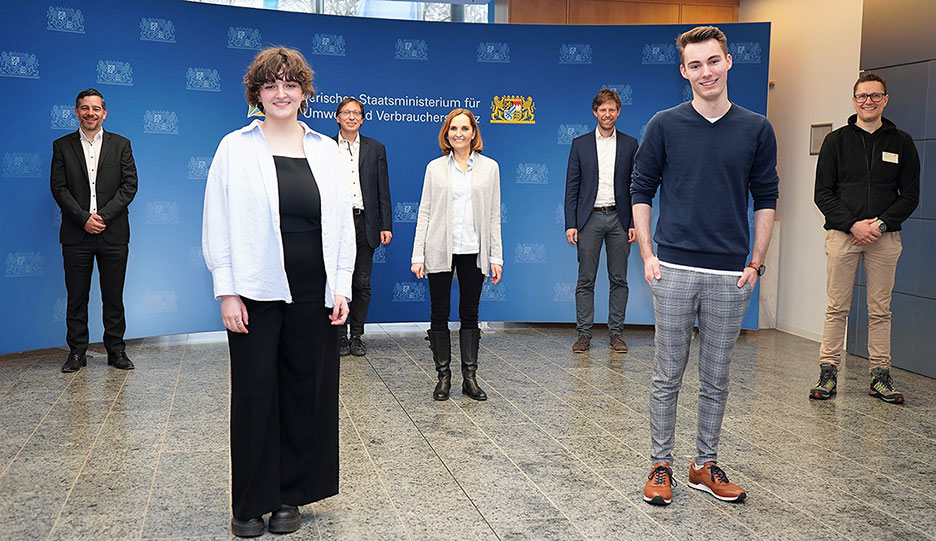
[{"xmin": 631, "ymin": 102, "xmax": 779, "ymax": 271}]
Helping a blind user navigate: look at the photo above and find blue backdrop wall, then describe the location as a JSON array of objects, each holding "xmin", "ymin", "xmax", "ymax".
[{"xmin": 0, "ymin": 0, "xmax": 770, "ymax": 354}]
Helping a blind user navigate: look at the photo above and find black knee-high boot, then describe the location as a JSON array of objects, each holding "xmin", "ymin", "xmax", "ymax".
[
  {"xmin": 459, "ymin": 328, "xmax": 487, "ymax": 401},
  {"xmin": 426, "ymin": 329, "xmax": 451, "ymax": 400}
]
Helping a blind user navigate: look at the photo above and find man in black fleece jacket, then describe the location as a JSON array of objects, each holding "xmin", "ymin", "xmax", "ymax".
[
  {"xmin": 631, "ymin": 26, "xmax": 779, "ymax": 506},
  {"xmin": 810, "ymin": 72, "xmax": 920, "ymax": 405}
]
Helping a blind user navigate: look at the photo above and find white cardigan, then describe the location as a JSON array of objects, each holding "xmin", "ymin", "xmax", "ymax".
[
  {"xmin": 202, "ymin": 120, "xmax": 355, "ymax": 307},
  {"xmin": 411, "ymin": 152, "xmax": 503, "ymax": 275}
]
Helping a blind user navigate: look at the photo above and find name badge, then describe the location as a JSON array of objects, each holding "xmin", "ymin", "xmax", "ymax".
[{"xmin": 882, "ymin": 151, "xmax": 899, "ymax": 164}]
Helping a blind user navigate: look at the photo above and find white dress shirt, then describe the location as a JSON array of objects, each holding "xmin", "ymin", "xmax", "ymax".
[
  {"xmin": 450, "ymin": 153, "xmax": 480, "ymax": 254},
  {"xmin": 202, "ymin": 120, "xmax": 356, "ymax": 306},
  {"xmin": 79, "ymin": 129, "xmax": 103, "ymax": 213},
  {"xmin": 337, "ymin": 132, "xmax": 364, "ymax": 210},
  {"xmin": 594, "ymin": 128, "xmax": 616, "ymax": 207}
]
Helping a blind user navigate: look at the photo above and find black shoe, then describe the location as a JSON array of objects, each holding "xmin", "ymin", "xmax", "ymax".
[
  {"xmin": 350, "ymin": 336, "xmax": 366, "ymax": 357},
  {"xmin": 61, "ymin": 353, "xmax": 86, "ymax": 373},
  {"xmin": 230, "ymin": 516, "xmax": 264, "ymax": 538},
  {"xmin": 269, "ymin": 505, "xmax": 301, "ymax": 534},
  {"xmin": 809, "ymin": 363, "xmax": 837, "ymax": 400},
  {"xmin": 870, "ymin": 368, "xmax": 904, "ymax": 404},
  {"xmin": 107, "ymin": 351, "xmax": 134, "ymax": 370},
  {"xmin": 338, "ymin": 335, "xmax": 351, "ymax": 357}
]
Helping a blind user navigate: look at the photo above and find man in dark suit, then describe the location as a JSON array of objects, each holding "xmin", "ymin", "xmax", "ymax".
[
  {"xmin": 333, "ymin": 97, "xmax": 392, "ymax": 357},
  {"xmin": 51, "ymin": 88, "xmax": 138, "ymax": 372},
  {"xmin": 564, "ymin": 88, "xmax": 638, "ymax": 354}
]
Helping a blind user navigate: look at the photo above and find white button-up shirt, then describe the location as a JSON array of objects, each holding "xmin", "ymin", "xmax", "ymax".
[
  {"xmin": 79, "ymin": 128, "xmax": 103, "ymax": 213},
  {"xmin": 595, "ymin": 128, "xmax": 616, "ymax": 207},
  {"xmin": 450, "ymin": 153, "xmax": 479, "ymax": 254},
  {"xmin": 202, "ymin": 120, "xmax": 355, "ymax": 306},
  {"xmin": 337, "ymin": 132, "xmax": 364, "ymax": 210}
]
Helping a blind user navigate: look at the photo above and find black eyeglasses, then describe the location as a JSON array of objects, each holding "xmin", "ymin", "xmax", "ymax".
[
  {"xmin": 338, "ymin": 110, "xmax": 363, "ymax": 118},
  {"xmin": 854, "ymin": 93, "xmax": 885, "ymax": 103}
]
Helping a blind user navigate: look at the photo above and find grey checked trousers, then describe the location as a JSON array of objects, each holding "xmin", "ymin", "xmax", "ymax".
[{"xmin": 649, "ymin": 266, "xmax": 752, "ymax": 466}]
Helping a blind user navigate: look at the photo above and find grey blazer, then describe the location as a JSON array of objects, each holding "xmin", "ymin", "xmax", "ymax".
[{"xmin": 411, "ymin": 153, "xmax": 503, "ymax": 276}]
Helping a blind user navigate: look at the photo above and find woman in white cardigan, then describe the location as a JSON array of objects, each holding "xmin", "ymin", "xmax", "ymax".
[
  {"xmin": 202, "ymin": 47, "xmax": 354, "ymax": 538},
  {"xmin": 411, "ymin": 109, "xmax": 503, "ymax": 402}
]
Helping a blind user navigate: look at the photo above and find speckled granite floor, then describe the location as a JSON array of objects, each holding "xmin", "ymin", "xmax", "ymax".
[{"xmin": 1, "ymin": 324, "xmax": 934, "ymax": 540}]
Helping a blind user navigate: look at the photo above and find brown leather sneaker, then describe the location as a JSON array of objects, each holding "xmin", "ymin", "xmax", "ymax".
[
  {"xmin": 687, "ymin": 460, "xmax": 746, "ymax": 502},
  {"xmin": 643, "ymin": 462, "xmax": 676, "ymax": 505},
  {"xmin": 572, "ymin": 334, "xmax": 590, "ymax": 353},
  {"xmin": 609, "ymin": 335, "xmax": 628, "ymax": 353}
]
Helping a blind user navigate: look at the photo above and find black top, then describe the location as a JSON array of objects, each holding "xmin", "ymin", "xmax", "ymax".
[{"xmin": 274, "ymin": 156, "xmax": 321, "ymax": 232}]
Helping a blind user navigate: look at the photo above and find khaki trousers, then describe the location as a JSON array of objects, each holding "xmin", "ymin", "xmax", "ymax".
[{"xmin": 819, "ymin": 230, "xmax": 902, "ymax": 371}]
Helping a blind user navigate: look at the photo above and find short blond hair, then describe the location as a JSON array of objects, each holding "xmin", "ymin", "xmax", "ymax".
[{"xmin": 438, "ymin": 109, "xmax": 483, "ymax": 155}]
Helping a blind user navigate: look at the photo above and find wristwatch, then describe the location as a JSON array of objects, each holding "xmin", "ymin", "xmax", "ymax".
[
  {"xmin": 747, "ymin": 262, "xmax": 765, "ymax": 276},
  {"xmin": 874, "ymin": 219, "xmax": 887, "ymax": 233}
]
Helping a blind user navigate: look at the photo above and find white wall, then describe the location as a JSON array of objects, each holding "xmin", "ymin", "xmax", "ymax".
[{"xmin": 740, "ymin": 0, "xmax": 863, "ymax": 341}]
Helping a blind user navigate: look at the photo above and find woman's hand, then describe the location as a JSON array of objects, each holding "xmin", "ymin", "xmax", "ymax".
[
  {"xmin": 221, "ymin": 295, "xmax": 249, "ymax": 333},
  {"xmin": 330, "ymin": 295, "xmax": 349, "ymax": 326},
  {"xmin": 490, "ymin": 264, "xmax": 503, "ymax": 284},
  {"xmin": 411, "ymin": 263, "xmax": 425, "ymax": 279}
]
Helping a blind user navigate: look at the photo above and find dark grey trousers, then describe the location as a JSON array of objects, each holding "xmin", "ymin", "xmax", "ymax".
[{"xmin": 575, "ymin": 209, "xmax": 630, "ymax": 337}]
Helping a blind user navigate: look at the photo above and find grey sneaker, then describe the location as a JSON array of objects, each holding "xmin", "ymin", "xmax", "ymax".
[
  {"xmin": 809, "ymin": 363, "xmax": 837, "ymax": 400},
  {"xmin": 572, "ymin": 335, "xmax": 590, "ymax": 353},
  {"xmin": 870, "ymin": 368, "xmax": 904, "ymax": 404}
]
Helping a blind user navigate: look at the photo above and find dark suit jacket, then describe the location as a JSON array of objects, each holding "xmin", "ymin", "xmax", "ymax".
[
  {"xmin": 50, "ymin": 130, "xmax": 138, "ymax": 245},
  {"xmin": 332, "ymin": 133, "xmax": 392, "ymax": 249},
  {"xmin": 564, "ymin": 129, "xmax": 638, "ymax": 231}
]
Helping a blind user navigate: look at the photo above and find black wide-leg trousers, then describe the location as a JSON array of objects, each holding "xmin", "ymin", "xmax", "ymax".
[{"xmin": 226, "ymin": 231, "xmax": 338, "ymax": 520}]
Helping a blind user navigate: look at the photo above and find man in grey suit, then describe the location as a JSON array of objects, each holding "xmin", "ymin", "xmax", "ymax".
[
  {"xmin": 51, "ymin": 88, "xmax": 138, "ymax": 372},
  {"xmin": 564, "ymin": 89, "xmax": 638, "ymax": 354},
  {"xmin": 333, "ymin": 97, "xmax": 393, "ymax": 356}
]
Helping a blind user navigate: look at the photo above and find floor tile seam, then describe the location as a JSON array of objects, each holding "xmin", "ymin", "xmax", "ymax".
[
  {"xmin": 729, "ymin": 468, "xmax": 929, "ymax": 541},
  {"xmin": 728, "ymin": 382, "xmax": 936, "ymax": 445},
  {"xmin": 366, "ymin": 335, "xmax": 499, "ymax": 525},
  {"xmin": 336, "ymin": 393, "xmax": 417, "ymax": 541},
  {"xmin": 0, "ymin": 366, "xmax": 87, "ymax": 480},
  {"xmin": 138, "ymin": 343, "xmax": 189, "ymax": 541},
  {"xmin": 308, "ymin": 501, "xmax": 324, "ymax": 540},
  {"xmin": 499, "ymin": 329, "xmax": 936, "ymax": 471},
  {"xmin": 480, "ymin": 389, "xmax": 684, "ymax": 540},
  {"xmin": 45, "ymin": 369, "xmax": 133, "ymax": 541},
  {"xmin": 380, "ymin": 332, "xmax": 542, "ymax": 537}
]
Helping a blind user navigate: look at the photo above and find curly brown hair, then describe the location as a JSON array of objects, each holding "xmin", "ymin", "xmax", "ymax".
[{"xmin": 243, "ymin": 46, "xmax": 315, "ymax": 112}]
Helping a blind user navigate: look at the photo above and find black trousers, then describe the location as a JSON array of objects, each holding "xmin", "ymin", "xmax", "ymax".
[
  {"xmin": 427, "ymin": 254, "xmax": 484, "ymax": 332},
  {"xmin": 346, "ymin": 211, "xmax": 374, "ymax": 337},
  {"xmin": 62, "ymin": 235, "xmax": 128, "ymax": 356},
  {"xmin": 227, "ymin": 231, "xmax": 338, "ymax": 520}
]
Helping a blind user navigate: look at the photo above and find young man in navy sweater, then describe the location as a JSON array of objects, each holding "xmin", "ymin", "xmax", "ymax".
[{"xmin": 631, "ymin": 26, "xmax": 779, "ymax": 505}]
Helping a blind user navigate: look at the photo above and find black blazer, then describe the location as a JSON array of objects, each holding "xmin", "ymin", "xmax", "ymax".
[
  {"xmin": 332, "ymin": 133, "xmax": 393, "ymax": 249},
  {"xmin": 50, "ymin": 130, "xmax": 138, "ymax": 245},
  {"xmin": 564, "ymin": 129, "xmax": 638, "ymax": 231}
]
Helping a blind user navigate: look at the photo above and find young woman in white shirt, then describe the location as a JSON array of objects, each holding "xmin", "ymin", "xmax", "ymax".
[
  {"xmin": 411, "ymin": 109, "xmax": 504, "ymax": 402},
  {"xmin": 202, "ymin": 47, "xmax": 354, "ymax": 538}
]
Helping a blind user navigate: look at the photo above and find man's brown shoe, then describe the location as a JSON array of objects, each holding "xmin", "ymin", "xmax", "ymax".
[
  {"xmin": 687, "ymin": 460, "xmax": 746, "ymax": 502},
  {"xmin": 609, "ymin": 335, "xmax": 628, "ymax": 353},
  {"xmin": 643, "ymin": 462, "xmax": 676, "ymax": 505},
  {"xmin": 572, "ymin": 334, "xmax": 590, "ymax": 353}
]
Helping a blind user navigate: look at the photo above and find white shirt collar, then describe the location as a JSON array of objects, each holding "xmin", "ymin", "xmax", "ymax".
[
  {"xmin": 79, "ymin": 128, "xmax": 103, "ymax": 143},
  {"xmin": 595, "ymin": 128, "xmax": 616, "ymax": 142}
]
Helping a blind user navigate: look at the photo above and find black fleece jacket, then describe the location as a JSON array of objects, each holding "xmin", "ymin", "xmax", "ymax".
[{"xmin": 814, "ymin": 115, "xmax": 919, "ymax": 232}]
